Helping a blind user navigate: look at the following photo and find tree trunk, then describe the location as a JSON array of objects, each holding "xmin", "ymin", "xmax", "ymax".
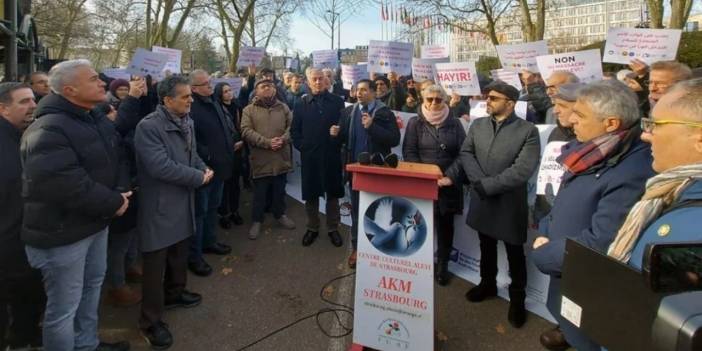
[
  {"xmin": 146, "ymin": 0, "xmax": 152, "ymax": 46},
  {"xmin": 518, "ymin": 0, "xmax": 535, "ymax": 41},
  {"xmin": 669, "ymin": 0, "xmax": 693, "ymax": 29},
  {"xmin": 166, "ymin": 0, "xmax": 196, "ymax": 47},
  {"xmin": 57, "ymin": 0, "xmax": 88, "ymax": 60},
  {"xmin": 646, "ymin": 0, "xmax": 664, "ymax": 28},
  {"xmin": 535, "ymin": 0, "xmax": 546, "ymax": 40}
]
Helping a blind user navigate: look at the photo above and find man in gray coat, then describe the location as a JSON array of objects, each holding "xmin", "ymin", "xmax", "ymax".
[
  {"xmin": 134, "ymin": 75, "xmax": 212, "ymax": 349},
  {"xmin": 441, "ymin": 81, "xmax": 540, "ymax": 328}
]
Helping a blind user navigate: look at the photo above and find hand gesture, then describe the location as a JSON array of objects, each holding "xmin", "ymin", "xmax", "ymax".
[
  {"xmin": 248, "ymin": 64, "xmax": 257, "ymax": 77},
  {"xmin": 129, "ymin": 77, "xmax": 146, "ymax": 98},
  {"xmin": 437, "ymin": 177, "xmax": 453, "ymax": 187},
  {"xmin": 270, "ymin": 137, "xmax": 283, "ymax": 150},
  {"xmin": 329, "ymin": 125, "xmax": 340, "ymax": 137},
  {"xmin": 521, "ymin": 69, "xmax": 540, "ymax": 85},
  {"xmin": 533, "ymin": 236, "xmax": 550, "ymax": 249},
  {"xmin": 450, "ymin": 92, "xmax": 461, "ymax": 107},
  {"xmin": 629, "ymin": 59, "xmax": 649, "ymax": 78},
  {"xmin": 115, "ymin": 191, "xmax": 133, "ymax": 217},
  {"xmin": 361, "ymin": 113, "xmax": 373, "ymax": 129},
  {"xmin": 388, "ymin": 71, "xmax": 399, "ymax": 84},
  {"xmin": 202, "ymin": 168, "xmax": 214, "ymax": 185},
  {"xmin": 234, "ymin": 141, "xmax": 244, "ymax": 151}
]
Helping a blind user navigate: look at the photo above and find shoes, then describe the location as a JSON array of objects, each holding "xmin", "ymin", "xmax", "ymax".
[
  {"xmin": 141, "ymin": 321, "xmax": 173, "ymax": 350},
  {"xmin": 95, "ymin": 340, "xmax": 131, "ymax": 351},
  {"xmin": 302, "ymin": 230, "xmax": 319, "ymax": 246},
  {"xmin": 249, "ymin": 222, "xmax": 261, "ymax": 240},
  {"xmin": 540, "ymin": 327, "xmax": 571, "ymax": 351},
  {"xmin": 465, "ymin": 282, "xmax": 498, "ymax": 302},
  {"xmin": 203, "ymin": 242, "xmax": 231, "ymax": 255},
  {"xmin": 107, "ymin": 285, "xmax": 142, "ymax": 307},
  {"xmin": 230, "ymin": 212, "xmax": 244, "ymax": 225},
  {"xmin": 125, "ymin": 265, "xmax": 143, "ymax": 283},
  {"xmin": 328, "ymin": 231, "xmax": 343, "ymax": 247},
  {"xmin": 6, "ymin": 338, "xmax": 42, "ymax": 351},
  {"xmin": 508, "ymin": 289, "xmax": 527, "ymax": 328},
  {"xmin": 218, "ymin": 217, "xmax": 232, "ymax": 229},
  {"xmin": 436, "ymin": 261, "xmax": 451, "ymax": 286},
  {"xmin": 188, "ymin": 260, "xmax": 213, "ymax": 277},
  {"xmin": 164, "ymin": 290, "xmax": 202, "ymax": 310},
  {"xmin": 277, "ymin": 215, "xmax": 296, "ymax": 230},
  {"xmin": 348, "ymin": 250, "xmax": 357, "ymax": 269}
]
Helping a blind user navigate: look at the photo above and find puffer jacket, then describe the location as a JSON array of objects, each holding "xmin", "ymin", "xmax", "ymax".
[{"xmin": 240, "ymin": 100, "xmax": 292, "ymax": 179}]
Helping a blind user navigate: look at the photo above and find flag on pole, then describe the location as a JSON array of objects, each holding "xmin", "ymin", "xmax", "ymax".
[{"xmin": 380, "ymin": 1, "xmax": 385, "ymax": 21}]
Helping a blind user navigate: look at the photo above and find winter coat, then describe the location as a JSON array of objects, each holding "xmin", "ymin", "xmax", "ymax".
[
  {"xmin": 285, "ymin": 89, "xmax": 305, "ymax": 111},
  {"xmin": 526, "ymin": 82, "xmax": 553, "ymax": 124},
  {"xmin": 338, "ymin": 100, "xmax": 401, "ymax": 165},
  {"xmin": 240, "ymin": 100, "xmax": 293, "ymax": 179},
  {"xmin": 134, "ymin": 105, "xmax": 207, "ymax": 252},
  {"xmin": 190, "ymin": 93, "xmax": 238, "ymax": 180},
  {"xmin": 291, "ymin": 91, "xmax": 345, "ymax": 200},
  {"xmin": 20, "ymin": 94, "xmax": 128, "ymax": 249},
  {"xmin": 0, "ymin": 117, "xmax": 29, "ymax": 272}
]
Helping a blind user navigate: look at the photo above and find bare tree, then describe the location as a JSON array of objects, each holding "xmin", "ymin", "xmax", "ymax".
[
  {"xmin": 146, "ymin": 0, "xmax": 199, "ymax": 47},
  {"xmin": 669, "ymin": 0, "xmax": 695, "ymax": 29},
  {"xmin": 645, "ymin": 0, "xmax": 664, "ymax": 28},
  {"xmin": 244, "ymin": 0, "xmax": 301, "ymax": 51},
  {"xmin": 302, "ymin": 0, "xmax": 369, "ymax": 49},
  {"xmin": 33, "ymin": 0, "xmax": 91, "ymax": 60},
  {"xmin": 214, "ymin": 0, "xmax": 257, "ymax": 72},
  {"xmin": 517, "ymin": 0, "xmax": 547, "ymax": 41}
]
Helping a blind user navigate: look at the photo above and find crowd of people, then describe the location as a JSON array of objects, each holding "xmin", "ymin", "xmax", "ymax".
[{"xmin": 0, "ymin": 54, "xmax": 701, "ymax": 351}]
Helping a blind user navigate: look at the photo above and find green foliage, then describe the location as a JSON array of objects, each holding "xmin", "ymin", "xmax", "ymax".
[{"xmin": 475, "ymin": 56, "xmax": 501, "ymax": 76}]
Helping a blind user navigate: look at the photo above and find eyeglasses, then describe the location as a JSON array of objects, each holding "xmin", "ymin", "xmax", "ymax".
[
  {"xmin": 425, "ymin": 97, "xmax": 443, "ymax": 104},
  {"xmin": 486, "ymin": 95, "xmax": 509, "ymax": 102},
  {"xmin": 640, "ymin": 117, "xmax": 702, "ymax": 133},
  {"xmin": 644, "ymin": 80, "xmax": 673, "ymax": 90}
]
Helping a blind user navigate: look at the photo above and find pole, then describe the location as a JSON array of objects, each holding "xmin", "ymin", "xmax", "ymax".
[
  {"xmin": 337, "ymin": 14, "xmax": 341, "ymax": 51},
  {"xmin": 6, "ymin": 0, "xmax": 18, "ymax": 81}
]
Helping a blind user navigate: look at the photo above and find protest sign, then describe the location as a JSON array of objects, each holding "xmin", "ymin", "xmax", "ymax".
[
  {"xmin": 341, "ymin": 64, "xmax": 369, "ymax": 90},
  {"xmin": 102, "ymin": 68, "xmax": 131, "ymax": 81},
  {"xmin": 491, "ymin": 69, "xmax": 522, "ymax": 91},
  {"xmin": 152, "ymin": 46, "xmax": 182, "ymax": 73},
  {"xmin": 210, "ymin": 77, "xmax": 243, "ymax": 98},
  {"xmin": 312, "ymin": 50, "xmax": 339, "ymax": 69},
  {"xmin": 237, "ymin": 46, "xmax": 266, "ymax": 67},
  {"xmin": 536, "ymin": 141, "xmax": 568, "ymax": 196},
  {"xmin": 286, "ymin": 58, "xmax": 300, "ymax": 70},
  {"xmin": 411, "ymin": 57, "xmax": 449, "ymax": 82},
  {"xmin": 536, "ymin": 49, "xmax": 603, "ymax": 83},
  {"xmin": 127, "ymin": 48, "xmax": 169, "ymax": 78},
  {"xmin": 496, "ymin": 40, "xmax": 549, "ymax": 72},
  {"xmin": 434, "ymin": 62, "xmax": 481, "ymax": 96},
  {"xmin": 420, "ymin": 44, "xmax": 449, "ymax": 59},
  {"xmin": 470, "ymin": 100, "xmax": 527, "ymax": 120},
  {"xmin": 602, "ymin": 28, "xmax": 682, "ymax": 65},
  {"xmin": 367, "ymin": 40, "xmax": 414, "ymax": 75}
]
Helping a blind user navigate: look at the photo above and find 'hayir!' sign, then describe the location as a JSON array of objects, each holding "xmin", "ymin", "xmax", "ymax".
[{"xmin": 434, "ymin": 62, "xmax": 481, "ymax": 96}]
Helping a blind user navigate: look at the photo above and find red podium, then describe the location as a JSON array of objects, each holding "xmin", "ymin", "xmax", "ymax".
[{"xmin": 346, "ymin": 162, "xmax": 441, "ymax": 351}]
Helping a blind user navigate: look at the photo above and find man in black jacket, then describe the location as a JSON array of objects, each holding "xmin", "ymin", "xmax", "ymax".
[
  {"xmin": 332, "ymin": 79, "xmax": 400, "ymax": 268},
  {"xmin": 21, "ymin": 59, "xmax": 131, "ymax": 351},
  {"xmin": 188, "ymin": 69, "xmax": 239, "ymax": 276},
  {"xmin": 0, "ymin": 82, "xmax": 44, "ymax": 351}
]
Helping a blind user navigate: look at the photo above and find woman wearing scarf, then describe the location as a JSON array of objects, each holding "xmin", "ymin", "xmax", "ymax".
[
  {"xmin": 403, "ymin": 84, "xmax": 466, "ymax": 285},
  {"xmin": 531, "ymin": 80, "xmax": 655, "ymax": 351}
]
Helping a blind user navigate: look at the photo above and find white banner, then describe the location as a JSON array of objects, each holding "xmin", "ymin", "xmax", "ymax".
[
  {"xmin": 127, "ymin": 48, "xmax": 169, "ymax": 78},
  {"xmin": 237, "ymin": 46, "xmax": 266, "ymax": 67},
  {"xmin": 434, "ymin": 62, "xmax": 481, "ymax": 96},
  {"xmin": 102, "ymin": 68, "xmax": 131, "ymax": 81},
  {"xmin": 152, "ymin": 46, "xmax": 182, "ymax": 74},
  {"xmin": 536, "ymin": 49, "xmax": 603, "ymax": 83},
  {"xmin": 210, "ymin": 77, "xmax": 244, "ymax": 99},
  {"xmin": 354, "ymin": 192, "xmax": 434, "ymax": 351},
  {"xmin": 536, "ymin": 141, "xmax": 567, "ymax": 196},
  {"xmin": 313, "ymin": 50, "xmax": 339, "ymax": 69},
  {"xmin": 420, "ymin": 44, "xmax": 449, "ymax": 59},
  {"xmin": 367, "ymin": 40, "xmax": 414, "ymax": 76},
  {"xmin": 496, "ymin": 40, "xmax": 549, "ymax": 73},
  {"xmin": 411, "ymin": 57, "xmax": 449, "ymax": 82},
  {"xmin": 341, "ymin": 64, "xmax": 369, "ymax": 90},
  {"xmin": 602, "ymin": 28, "xmax": 682, "ymax": 65},
  {"xmin": 491, "ymin": 69, "xmax": 523, "ymax": 91}
]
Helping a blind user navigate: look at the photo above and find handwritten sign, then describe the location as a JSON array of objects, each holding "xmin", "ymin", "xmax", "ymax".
[
  {"xmin": 411, "ymin": 57, "xmax": 449, "ymax": 82},
  {"xmin": 341, "ymin": 64, "xmax": 369, "ymax": 90},
  {"xmin": 312, "ymin": 50, "xmax": 339, "ymax": 69},
  {"xmin": 367, "ymin": 40, "xmax": 414, "ymax": 75},
  {"xmin": 536, "ymin": 49, "xmax": 603, "ymax": 83},
  {"xmin": 102, "ymin": 68, "xmax": 131, "ymax": 81},
  {"xmin": 210, "ymin": 77, "xmax": 243, "ymax": 99},
  {"xmin": 496, "ymin": 40, "xmax": 549, "ymax": 72},
  {"xmin": 237, "ymin": 46, "xmax": 266, "ymax": 67},
  {"xmin": 603, "ymin": 28, "xmax": 682, "ymax": 65},
  {"xmin": 469, "ymin": 100, "xmax": 528, "ymax": 120},
  {"xmin": 152, "ymin": 46, "xmax": 182, "ymax": 73},
  {"xmin": 490, "ymin": 69, "xmax": 522, "ymax": 91},
  {"xmin": 420, "ymin": 44, "xmax": 449, "ymax": 59},
  {"xmin": 536, "ymin": 141, "xmax": 568, "ymax": 196},
  {"xmin": 434, "ymin": 62, "xmax": 481, "ymax": 96},
  {"xmin": 127, "ymin": 48, "xmax": 169, "ymax": 78}
]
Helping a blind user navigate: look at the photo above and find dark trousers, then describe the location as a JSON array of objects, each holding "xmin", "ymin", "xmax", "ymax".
[
  {"xmin": 435, "ymin": 211, "xmax": 455, "ymax": 264},
  {"xmin": 190, "ymin": 178, "xmax": 225, "ymax": 263},
  {"xmin": 218, "ymin": 170, "xmax": 241, "ymax": 219},
  {"xmin": 478, "ymin": 232, "xmax": 527, "ymax": 292},
  {"xmin": 0, "ymin": 267, "xmax": 44, "ymax": 349},
  {"xmin": 140, "ymin": 239, "xmax": 188, "ymax": 329},
  {"xmin": 251, "ymin": 174, "xmax": 287, "ymax": 222}
]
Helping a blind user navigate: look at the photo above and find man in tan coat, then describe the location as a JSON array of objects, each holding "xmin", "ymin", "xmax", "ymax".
[{"xmin": 241, "ymin": 78, "xmax": 296, "ymax": 239}]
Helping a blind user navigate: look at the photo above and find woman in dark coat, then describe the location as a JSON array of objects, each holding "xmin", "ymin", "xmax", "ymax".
[{"xmin": 403, "ymin": 84, "xmax": 466, "ymax": 285}]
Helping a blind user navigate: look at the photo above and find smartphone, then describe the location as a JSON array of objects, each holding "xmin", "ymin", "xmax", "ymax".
[{"xmin": 644, "ymin": 242, "xmax": 702, "ymax": 293}]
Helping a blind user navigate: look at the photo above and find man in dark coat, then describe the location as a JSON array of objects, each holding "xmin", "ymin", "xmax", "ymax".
[
  {"xmin": 188, "ymin": 69, "xmax": 239, "ymax": 276},
  {"xmin": 292, "ymin": 68, "xmax": 346, "ymax": 248},
  {"xmin": 134, "ymin": 75, "xmax": 209, "ymax": 349},
  {"xmin": 442, "ymin": 81, "xmax": 541, "ymax": 328},
  {"xmin": 0, "ymin": 83, "xmax": 44, "ymax": 351},
  {"xmin": 333, "ymin": 78, "xmax": 401, "ymax": 268},
  {"xmin": 21, "ymin": 60, "xmax": 131, "ymax": 351},
  {"xmin": 531, "ymin": 80, "xmax": 654, "ymax": 351}
]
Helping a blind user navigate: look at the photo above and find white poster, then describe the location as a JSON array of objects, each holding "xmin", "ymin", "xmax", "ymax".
[
  {"xmin": 102, "ymin": 68, "xmax": 131, "ymax": 81},
  {"xmin": 313, "ymin": 50, "xmax": 340, "ymax": 69},
  {"xmin": 152, "ymin": 46, "xmax": 182, "ymax": 74},
  {"xmin": 536, "ymin": 49, "xmax": 603, "ymax": 83},
  {"xmin": 353, "ymin": 192, "xmax": 434, "ymax": 351},
  {"xmin": 367, "ymin": 40, "xmax": 414, "ymax": 76},
  {"xmin": 536, "ymin": 141, "xmax": 567, "ymax": 196},
  {"xmin": 237, "ymin": 46, "xmax": 266, "ymax": 67},
  {"xmin": 469, "ymin": 100, "xmax": 528, "ymax": 120},
  {"xmin": 210, "ymin": 77, "xmax": 244, "ymax": 99},
  {"xmin": 602, "ymin": 28, "xmax": 682, "ymax": 65},
  {"xmin": 420, "ymin": 44, "xmax": 449, "ymax": 59},
  {"xmin": 127, "ymin": 48, "xmax": 169, "ymax": 78},
  {"xmin": 411, "ymin": 58, "xmax": 449, "ymax": 82},
  {"xmin": 496, "ymin": 40, "xmax": 549, "ymax": 72},
  {"xmin": 491, "ymin": 69, "xmax": 523, "ymax": 91},
  {"xmin": 341, "ymin": 64, "xmax": 369, "ymax": 90},
  {"xmin": 434, "ymin": 62, "xmax": 481, "ymax": 97}
]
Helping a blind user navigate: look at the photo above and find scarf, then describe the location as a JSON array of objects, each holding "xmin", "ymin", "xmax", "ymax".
[
  {"xmin": 163, "ymin": 106, "xmax": 192, "ymax": 150},
  {"xmin": 253, "ymin": 95, "xmax": 277, "ymax": 108},
  {"xmin": 608, "ymin": 164, "xmax": 702, "ymax": 262},
  {"xmin": 557, "ymin": 129, "xmax": 629, "ymax": 175},
  {"xmin": 422, "ymin": 104, "xmax": 450, "ymax": 126}
]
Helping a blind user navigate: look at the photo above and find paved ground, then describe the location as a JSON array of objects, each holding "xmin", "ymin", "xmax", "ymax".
[{"xmin": 98, "ymin": 190, "xmax": 555, "ymax": 351}]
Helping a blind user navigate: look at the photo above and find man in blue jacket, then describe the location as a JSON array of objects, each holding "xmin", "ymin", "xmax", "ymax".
[{"xmin": 531, "ymin": 80, "xmax": 655, "ymax": 351}]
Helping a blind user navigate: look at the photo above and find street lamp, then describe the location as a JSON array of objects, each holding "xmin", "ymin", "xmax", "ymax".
[{"xmin": 327, "ymin": 10, "xmax": 341, "ymax": 50}]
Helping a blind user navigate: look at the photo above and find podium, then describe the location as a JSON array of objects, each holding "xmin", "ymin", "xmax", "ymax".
[{"xmin": 346, "ymin": 162, "xmax": 442, "ymax": 351}]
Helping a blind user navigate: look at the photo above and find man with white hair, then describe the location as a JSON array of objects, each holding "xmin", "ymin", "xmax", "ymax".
[
  {"xmin": 21, "ymin": 59, "xmax": 131, "ymax": 351},
  {"xmin": 523, "ymin": 70, "xmax": 580, "ymax": 124}
]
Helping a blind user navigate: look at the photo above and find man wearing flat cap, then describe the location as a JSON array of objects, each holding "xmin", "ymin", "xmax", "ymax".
[{"xmin": 440, "ymin": 81, "xmax": 541, "ymax": 328}]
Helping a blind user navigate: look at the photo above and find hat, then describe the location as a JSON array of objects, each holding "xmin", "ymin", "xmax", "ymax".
[
  {"xmin": 254, "ymin": 78, "xmax": 275, "ymax": 89},
  {"xmin": 485, "ymin": 81, "xmax": 519, "ymax": 101},
  {"xmin": 108, "ymin": 79, "xmax": 129, "ymax": 96},
  {"xmin": 552, "ymin": 83, "xmax": 585, "ymax": 102}
]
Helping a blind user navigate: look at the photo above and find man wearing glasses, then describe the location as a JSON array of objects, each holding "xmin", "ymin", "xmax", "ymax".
[
  {"xmin": 629, "ymin": 59, "xmax": 692, "ymax": 113},
  {"xmin": 440, "ymin": 81, "xmax": 540, "ymax": 328}
]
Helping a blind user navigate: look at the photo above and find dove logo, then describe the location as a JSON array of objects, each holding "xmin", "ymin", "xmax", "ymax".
[{"xmin": 364, "ymin": 197, "xmax": 428, "ymax": 257}]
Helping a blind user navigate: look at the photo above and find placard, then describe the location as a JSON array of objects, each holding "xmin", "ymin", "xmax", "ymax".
[
  {"xmin": 602, "ymin": 28, "xmax": 682, "ymax": 65},
  {"xmin": 237, "ymin": 46, "xmax": 266, "ymax": 67},
  {"xmin": 496, "ymin": 40, "xmax": 549, "ymax": 72},
  {"xmin": 341, "ymin": 64, "xmax": 369, "ymax": 90},
  {"xmin": 434, "ymin": 62, "xmax": 481, "ymax": 96},
  {"xmin": 210, "ymin": 77, "xmax": 244, "ymax": 99},
  {"xmin": 469, "ymin": 100, "xmax": 528, "ymax": 120},
  {"xmin": 536, "ymin": 49, "xmax": 603, "ymax": 83},
  {"xmin": 536, "ymin": 141, "xmax": 567, "ymax": 196},
  {"xmin": 102, "ymin": 68, "xmax": 131, "ymax": 81},
  {"xmin": 367, "ymin": 40, "xmax": 414, "ymax": 76},
  {"xmin": 127, "ymin": 48, "xmax": 169, "ymax": 78},
  {"xmin": 312, "ymin": 50, "xmax": 339, "ymax": 69},
  {"xmin": 420, "ymin": 44, "xmax": 449, "ymax": 59},
  {"xmin": 490, "ymin": 69, "xmax": 522, "ymax": 91},
  {"xmin": 152, "ymin": 46, "xmax": 182, "ymax": 73},
  {"xmin": 411, "ymin": 58, "xmax": 449, "ymax": 82}
]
